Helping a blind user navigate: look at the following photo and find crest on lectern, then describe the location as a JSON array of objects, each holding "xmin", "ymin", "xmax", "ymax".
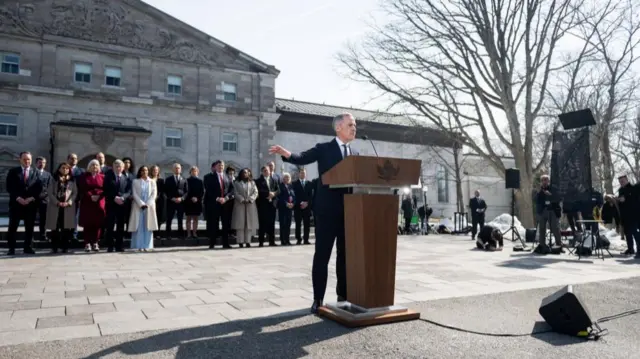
[{"xmin": 377, "ymin": 159, "xmax": 399, "ymax": 181}]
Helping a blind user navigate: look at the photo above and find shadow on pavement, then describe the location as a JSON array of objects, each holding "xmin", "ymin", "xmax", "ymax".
[{"xmin": 82, "ymin": 311, "xmax": 356, "ymax": 359}]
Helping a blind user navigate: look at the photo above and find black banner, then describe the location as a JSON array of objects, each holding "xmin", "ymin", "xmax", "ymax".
[{"xmin": 550, "ymin": 128, "xmax": 592, "ymax": 204}]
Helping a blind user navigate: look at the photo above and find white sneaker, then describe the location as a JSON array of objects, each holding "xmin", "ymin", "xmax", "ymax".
[
  {"xmin": 92, "ymin": 244, "xmax": 99, "ymax": 252},
  {"xmin": 84, "ymin": 244, "xmax": 91, "ymax": 252}
]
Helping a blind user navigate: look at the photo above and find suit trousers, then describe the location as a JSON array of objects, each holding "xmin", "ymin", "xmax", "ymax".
[
  {"xmin": 312, "ymin": 212, "xmax": 347, "ymax": 301},
  {"xmin": 236, "ymin": 228, "xmax": 251, "ymax": 244},
  {"xmin": 106, "ymin": 204, "xmax": 127, "ymax": 250},
  {"xmin": 294, "ymin": 208, "xmax": 311, "ymax": 241},
  {"xmin": 165, "ymin": 201, "xmax": 184, "ymax": 237},
  {"xmin": 565, "ymin": 211, "xmax": 582, "ymax": 233},
  {"xmin": 258, "ymin": 204, "xmax": 276, "ymax": 244},
  {"xmin": 622, "ymin": 220, "xmax": 640, "ymax": 252},
  {"xmin": 38, "ymin": 202, "xmax": 48, "ymax": 239},
  {"xmin": 537, "ymin": 209, "xmax": 562, "ymax": 246},
  {"xmin": 7, "ymin": 205, "xmax": 37, "ymax": 250},
  {"xmin": 471, "ymin": 215, "xmax": 485, "ymax": 237},
  {"xmin": 279, "ymin": 208, "xmax": 292, "ymax": 244},
  {"xmin": 206, "ymin": 205, "xmax": 230, "ymax": 247}
]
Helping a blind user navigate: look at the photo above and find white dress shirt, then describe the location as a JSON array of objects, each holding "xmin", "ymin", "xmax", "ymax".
[{"xmin": 335, "ymin": 137, "xmax": 351, "ymax": 158}]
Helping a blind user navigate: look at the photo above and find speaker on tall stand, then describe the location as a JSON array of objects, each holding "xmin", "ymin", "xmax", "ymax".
[{"xmin": 503, "ymin": 168, "xmax": 528, "ymax": 249}]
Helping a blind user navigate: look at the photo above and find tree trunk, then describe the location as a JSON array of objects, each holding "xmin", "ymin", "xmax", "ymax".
[
  {"xmin": 516, "ymin": 172, "xmax": 535, "ymax": 228},
  {"xmin": 600, "ymin": 128, "xmax": 614, "ymax": 194},
  {"xmin": 453, "ymin": 145, "xmax": 464, "ymax": 213}
]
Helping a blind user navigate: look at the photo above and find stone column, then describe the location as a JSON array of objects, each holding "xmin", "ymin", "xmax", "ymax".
[
  {"xmin": 196, "ymin": 123, "xmax": 211, "ymax": 170},
  {"xmin": 38, "ymin": 109, "xmax": 56, "ymax": 163},
  {"xmin": 258, "ymin": 112, "xmax": 280, "ymax": 168},
  {"xmin": 132, "ymin": 136, "xmax": 149, "ymax": 167}
]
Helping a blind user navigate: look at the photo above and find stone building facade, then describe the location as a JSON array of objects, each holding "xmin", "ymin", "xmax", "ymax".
[
  {"xmin": 274, "ymin": 99, "xmax": 464, "ymax": 218},
  {"xmin": 0, "ymin": 0, "xmax": 280, "ymax": 209}
]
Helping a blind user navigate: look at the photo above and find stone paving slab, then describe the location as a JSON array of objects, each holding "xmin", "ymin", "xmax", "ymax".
[{"xmin": 0, "ymin": 234, "xmax": 638, "ymax": 347}]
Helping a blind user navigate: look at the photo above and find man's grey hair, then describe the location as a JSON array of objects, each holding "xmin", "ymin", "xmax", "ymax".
[
  {"xmin": 112, "ymin": 159, "xmax": 124, "ymax": 167},
  {"xmin": 332, "ymin": 112, "xmax": 353, "ymax": 131},
  {"xmin": 282, "ymin": 172, "xmax": 291, "ymax": 180},
  {"xmin": 172, "ymin": 162, "xmax": 181, "ymax": 170},
  {"xmin": 541, "ymin": 174, "xmax": 550, "ymax": 180}
]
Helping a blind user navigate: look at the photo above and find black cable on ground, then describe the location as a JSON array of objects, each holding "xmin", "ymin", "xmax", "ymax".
[{"xmin": 418, "ymin": 308, "xmax": 640, "ymax": 337}]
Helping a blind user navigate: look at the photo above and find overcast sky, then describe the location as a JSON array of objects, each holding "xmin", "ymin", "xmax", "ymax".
[{"xmin": 143, "ymin": 0, "xmax": 384, "ymax": 110}]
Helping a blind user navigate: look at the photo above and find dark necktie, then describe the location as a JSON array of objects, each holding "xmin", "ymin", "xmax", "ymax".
[
  {"xmin": 343, "ymin": 144, "xmax": 348, "ymax": 158},
  {"xmin": 23, "ymin": 168, "xmax": 28, "ymax": 184}
]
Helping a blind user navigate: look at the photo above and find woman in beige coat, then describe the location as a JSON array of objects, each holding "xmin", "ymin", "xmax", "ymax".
[
  {"xmin": 231, "ymin": 168, "xmax": 259, "ymax": 248},
  {"xmin": 45, "ymin": 163, "xmax": 77, "ymax": 253},
  {"xmin": 128, "ymin": 166, "xmax": 158, "ymax": 251}
]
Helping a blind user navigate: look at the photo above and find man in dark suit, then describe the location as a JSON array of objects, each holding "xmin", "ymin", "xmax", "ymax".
[
  {"xmin": 255, "ymin": 166, "xmax": 280, "ymax": 246},
  {"xmin": 469, "ymin": 189, "xmax": 487, "ymax": 240},
  {"xmin": 292, "ymin": 168, "xmax": 313, "ymax": 245},
  {"xmin": 164, "ymin": 163, "xmax": 188, "ymax": 239},
  {"xmin": 267, "ymin": 161, "xmax": 281, "ymax": 184},
  {"xmin": 6, "ymin": 151, "xmax": 42, "ymax": 255},
  {"xmin": 67, "ymin": 153, "xmax": 84, "ymax": 241},
  {"xmin": 96, "ymin": 152, "xmax": 110, "ymax": 174},
  {"xmin": 270, "ymin": 112, "xmax": 358, "ymax": 313},
  {"xmin": 104, "ymin": 159, "xmax": 132, "ymax": 252},
  {"xmin": 35, "ymin": 156, "xmax": 51, "ymax": 241},
  {"xmin": 203, "ymin": 160, "xmax": 234, "ymax": 249}
]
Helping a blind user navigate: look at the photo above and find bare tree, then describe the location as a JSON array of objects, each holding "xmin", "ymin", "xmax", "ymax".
[
  {"xmin": 555, "ymin": 0, "xmax": 640, "ymax": 193},
  {"xmin": 336, "ymin": 0, "xmax": 600, "ymax": 227},
  {"xmin": 613, "ymin": 111, "xmax": 640, "ymax": 182}
]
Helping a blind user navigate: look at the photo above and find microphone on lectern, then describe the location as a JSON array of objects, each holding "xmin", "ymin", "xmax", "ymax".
[{"xmin": 360, "ymin": 135, "xmax": 379, "ymax": 157}]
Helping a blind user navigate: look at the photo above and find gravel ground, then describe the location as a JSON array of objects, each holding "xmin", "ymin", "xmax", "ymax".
[{"xmin": 1, "ymin": 277, "xmax": 638, "ymax": 359}]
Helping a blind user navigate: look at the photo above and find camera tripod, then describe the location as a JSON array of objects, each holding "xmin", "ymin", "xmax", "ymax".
[{"xmin": 502, "ymin": 188, "xmax": 528, "ymax": 248}]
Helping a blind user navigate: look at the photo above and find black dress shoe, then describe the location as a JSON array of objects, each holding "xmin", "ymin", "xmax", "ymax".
[
  {"xmin": 310, "ymin": 300, "xmax": 322, "ymax": 314},
  {"xmin": 337, "ymin": 296, "xmax": 346, "ymax": 302},
  {"xmin": 23, "ymin": 248, "xmax": 35, "ymax": 255},
  {"xmin": 6, "ymin": 249, "xmax": 15, "ymax": 255},
  {"xmin": 107, "ymin": 247, "xmax": 114, "ymax": 253}
]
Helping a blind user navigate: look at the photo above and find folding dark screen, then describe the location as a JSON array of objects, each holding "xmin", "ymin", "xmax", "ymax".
[{"xmin": 550, "ymin": 128, "xmax": 592, "ymax": 204}]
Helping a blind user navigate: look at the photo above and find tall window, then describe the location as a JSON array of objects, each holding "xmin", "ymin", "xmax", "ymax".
[
  {"xmin": 167, "ymin": 75, "xmax": 182, "ymax": 95},
  {"xmin": 222, "ymin": 132, "xmax": 238, "ymax": 152},
  {"xmin": 105, "ymin": 67, "xmax": 121, "ymax": 87},
  {"xmin": 0, "ymin": 113, "xmax": 18, "ymax": 137},
  {"xmin": 436, "ymin": 164, "xmax": 449, "ymax": 203},
  {"xmin": 222, "ymin": 82, "xmax": 237, "ymax": 101},
  {"xmin": 1, "ymin": 53, "xmax": 20, "ymax": 74},
  {"xmin": 74, "ymin": 63, "xmax": 92, "ymax": 83},
  {"xmin": 165, "ymin": 127, "xmax": 182, "ymax": 148}
]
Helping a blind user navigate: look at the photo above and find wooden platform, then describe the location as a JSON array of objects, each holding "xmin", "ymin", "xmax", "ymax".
[{"xmin": 317, "ymin": 306, "xmax": 420, "ymax": 328}]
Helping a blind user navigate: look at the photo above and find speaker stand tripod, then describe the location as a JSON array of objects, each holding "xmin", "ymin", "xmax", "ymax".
[{"xmin": 502, "ymin": 188, "xmax": 528, "ymax": 248}]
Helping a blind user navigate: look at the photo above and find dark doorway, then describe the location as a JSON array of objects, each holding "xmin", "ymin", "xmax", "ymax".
[{"xmin": 78, "ymin": 153, "xmax": 117, "ymax": 170}]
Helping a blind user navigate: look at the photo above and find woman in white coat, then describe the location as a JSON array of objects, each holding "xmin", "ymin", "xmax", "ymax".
[
  {"xmin": 128, "ymin": 165, "xmax": 158, "ymax": 251},
  {"xmin": 231, "ymin": 168, "xmax": 259, "ymax": 248}
]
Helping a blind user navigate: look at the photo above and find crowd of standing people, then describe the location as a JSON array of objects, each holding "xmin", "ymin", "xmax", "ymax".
[{"xmin": 4, "ymin": 151, "xmax": 316, "ymax": 255}]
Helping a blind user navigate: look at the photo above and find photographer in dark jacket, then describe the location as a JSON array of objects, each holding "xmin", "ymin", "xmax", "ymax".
[
  {"xmin": 616, "ymin": 175, "xmax": 640, "ymax": 257},
  {"xmin": 536, "ymin": 175, "xmax": 563, "ymax": 248}
]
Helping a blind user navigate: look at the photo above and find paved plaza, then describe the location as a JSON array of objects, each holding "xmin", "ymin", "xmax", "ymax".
[{"xmin": 0, "ymin": 234, "xmax": 639, "ymax": 357}]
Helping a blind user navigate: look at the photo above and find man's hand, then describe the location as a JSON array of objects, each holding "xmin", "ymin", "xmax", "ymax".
[
  {"xmin": 544, "ymin": 191, "xmax": 551, "ymax": 196},
  {"xmin": 173, "ymin": 197, "xmax": 182, "ymax": 203},
  {"xmin": 191, "ymin": 197, "xmax": 198, "ymax": 203},
  {"xmin": 58, "ymin": 202, "xmax": 66, "ymax": 207},
  {"xmin": 115, "ymin": 197, "xmax": 124, "ymax": 205},
  {"xmin": 91, "ymin": 195, "xmax": 99, "ymax": 202},
  {"xmin": 300, "ymin": 201, "xmax": 308, "ymax": 209},
  {"xmin": 268, "ymin": 192, "xmax": 275, "ymax": 199},
  {"xmin": 286, "ymin": 203, "xmax": 294, "ymax": 209},
  {"xmin": 269, "ymin": 145, "xmax": 291, "ymax": 159},
  {"xmin": 16, "ymin": 197, "xmax": 26, "ymax": 205}
]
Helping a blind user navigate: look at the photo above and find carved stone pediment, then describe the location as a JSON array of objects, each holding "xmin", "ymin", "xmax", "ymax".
[
  {"xmin": 92, "ymin": 127, "xmax": 115, "ymax": 149},
  {"xmin": 0, "ymin": 0, "xmax": 276, "ymax": 74},
  {"xmin": 0, "ymin": 148, "xmax": 18, "ymax": 162}
]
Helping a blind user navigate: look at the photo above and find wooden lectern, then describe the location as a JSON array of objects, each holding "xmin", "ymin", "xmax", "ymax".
[{"xmin": 317, "ymin": 155, "xmax": 422, "ymax": 327}]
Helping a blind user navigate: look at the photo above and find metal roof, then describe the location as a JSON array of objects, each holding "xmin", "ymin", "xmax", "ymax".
[{"xmin": 275, "ymin": 98, "xmax": 413, "ymax": 126}]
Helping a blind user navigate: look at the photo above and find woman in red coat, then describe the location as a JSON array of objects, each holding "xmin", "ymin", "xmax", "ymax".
[{"xmin": 78, "ymin": 159, "xmax": 106, "ymax": 252}]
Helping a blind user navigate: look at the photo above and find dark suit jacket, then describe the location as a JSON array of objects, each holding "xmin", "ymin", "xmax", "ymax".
[
  {"xmin": 164, "ymin": 175, "xmax": 188, "ymax": 202},
  {"xmin": 37, "ymin": 170, "xmax": 51, "ymax": 204},
  {"xmin": 278, "ymin": 183, "xmax": 295, "ymax": 211},
  {"xmin": 103, "ymin": 171, "xmax": 132, "ymax": 208},
  {"xmin": 70, "ymin": 166, "xmax": 84, "ymax": 179},
  {"xmin": 6, "ymin": 166, "xmax": 42, "ymax": 210},
  {"xmin": 282, "ymin": 138, "xmax": 358, "ymax": 216},
  {"xmin": 203, "ymin": 172, "xmax": 233, "ymax": 204},
  {"xmin": 292, "ymin": 179, "xmax": 313, "ymax": 211},
  {"xmin": 469, "ymin": 197, "xmax": 487, "ymax": 218},
  {"xmin": 255, "ymin": 176, "xmax": 280, "ymax": 208}
]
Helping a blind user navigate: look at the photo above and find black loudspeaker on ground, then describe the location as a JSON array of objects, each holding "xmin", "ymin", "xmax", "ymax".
[
  {"xmin": 505, "ymin": 168, "xmax": 520, "ymax": 189},
  {"xmin": 539, "ymin": 285, "xmax": 593, "ymax": 336}
]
